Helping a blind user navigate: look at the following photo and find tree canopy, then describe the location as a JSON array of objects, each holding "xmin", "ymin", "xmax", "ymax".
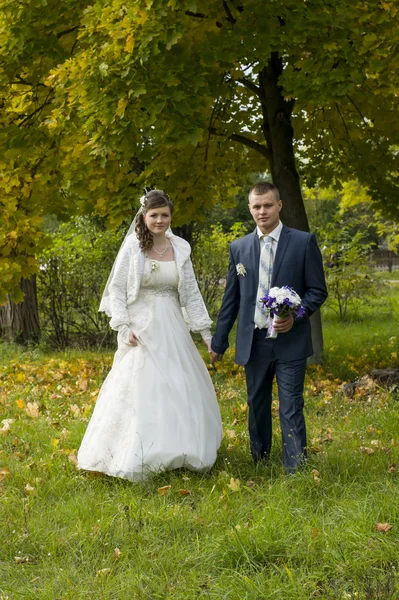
[{"xmin": 1, "ymin": 0, "xmax": 398, "ymax": 300}]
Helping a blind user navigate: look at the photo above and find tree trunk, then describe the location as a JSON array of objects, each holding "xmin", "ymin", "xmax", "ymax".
[
  {"xmin": 0, "ymin": 275, "xmax": 41, "ymax": 343},
  {"xmin": 259, "ymin": 54, "xmax": 323, "ymax": 360},
  {"xmin": 172, "ymin": 223, "xmax": 194, "ymax": 246},
  {"xmin": 259, "ymin": 55, "xmax": 309, "ymax": 232}
]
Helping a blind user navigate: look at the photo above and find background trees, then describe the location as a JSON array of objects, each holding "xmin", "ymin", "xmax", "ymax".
[{"xmin": 1, "ymin": 0, "xmax": 398, "ymax": 342}]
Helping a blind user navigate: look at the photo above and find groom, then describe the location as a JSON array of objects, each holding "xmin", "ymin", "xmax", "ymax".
[{"xmin": 210, "ymin": 182, "xmax": 328, "ymax": 473}]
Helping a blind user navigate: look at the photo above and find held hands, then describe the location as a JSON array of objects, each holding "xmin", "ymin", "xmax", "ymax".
[
  {"xmin": 209, "ymin": 349, "xmax": 223, "ymax": 366},
  {"xmin": 203, "ymin": 337, "xmax": 223, "ymax": 366},
  {"xmin": 272, "ymin": 313, "xmax": 294, "ymax": 333},
  {"xmin": 128, "ymin": 330, "xmax": 139, "ymax": 346}
]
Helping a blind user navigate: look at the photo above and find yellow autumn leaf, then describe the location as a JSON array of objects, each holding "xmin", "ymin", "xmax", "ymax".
[
  {"xmin": 157, "ymin": 485, "xmax": 171, "ymax": 496},
  {"xmin": 25, "ymin": 402, "xmax": 39, "ymax": 418},
  {"xmin": 125, "ymin": 33, "xmax": 135, "ymax": 53},
  {"xmin": 179, "ymin": 489, "xmax": 191, "ymax": 496},
  {"xmin": 227, "ymin": 477, "xmax": 241, "ymax": 492},
  {"xmin": 96, "ymin": 568, "xmax": 111, "ymax": 577},
  {"xmin": 0, "ymin": 467, "xmax": 11, "ymax": 480},
  {"xmin": 1, "ymin": 419, "xmax": 14, "ymax": 432},
  {"xmin": 115, "ymin": 98, "xmax": 128, "ymax": 118},
  {"xmin": 69, "ymin": 404, "xmax": 81, "ymax": 417},
  {"xmin": 78, "ymin": 378, "xmax": 88, "ymax": 391},
  {"xmin": 24, "ymin": 483, "xmax": 36, "ymax": 494},
  {"xmin": 376, "ymin": 523, "xmax": 393, "ymax": 532},
  {"xmin": 68, "ymin": 453, "xmax": 78, "ymax": 467},
  {"xmin": 14, "ymin": 556, "xmax": 29, "ymax": 564},
  {"xmin": 113, "ymin": 547, "xmax": 121, "ymax": 560},
  {"xmin": 16, "ymin": 399, "xmax": 25, "ymax": 409}
]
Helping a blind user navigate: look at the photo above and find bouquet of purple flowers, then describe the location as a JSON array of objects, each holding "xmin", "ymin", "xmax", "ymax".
[{"xmin": 260, "ymin": 286, "xmax": 305, "ymax": 339}]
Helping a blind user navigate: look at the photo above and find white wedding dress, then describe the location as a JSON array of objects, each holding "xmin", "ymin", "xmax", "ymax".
[{"xmin": 78, "ymin": 258, "xmax": 222, "ymax": 481}]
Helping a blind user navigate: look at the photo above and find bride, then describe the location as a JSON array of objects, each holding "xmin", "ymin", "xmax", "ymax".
[{"xmin": 77, "ymin": 190, "xmax": 223, "ymax": 481}]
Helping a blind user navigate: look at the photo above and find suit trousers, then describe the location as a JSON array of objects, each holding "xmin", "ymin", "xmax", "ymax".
[{"xmin": 244, "ymin": 328, "xmax": 307, "ymax": 473}]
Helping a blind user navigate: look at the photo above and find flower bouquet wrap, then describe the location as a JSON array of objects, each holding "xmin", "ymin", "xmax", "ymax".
[{"xmin": 260, "ymin": 286, "xmax": 305, "ymax": 339}]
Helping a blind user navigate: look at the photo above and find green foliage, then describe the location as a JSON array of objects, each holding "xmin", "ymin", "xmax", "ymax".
[
  {"xmin": 192, "ymin": 222, "xmax": 247, "ymax": 317},
  {"xmin": 319, "ymin": 216, "xmax": 378, "ymax": 321},
  {"xmin": 38, "ymin": 218, "xmax": 124, "ymax": 348},
  {"xmin": 1, "ymin": 0, "xmax": 399, "ymax": 301}
]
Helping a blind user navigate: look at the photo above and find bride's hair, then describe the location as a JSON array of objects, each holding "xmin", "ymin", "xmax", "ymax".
[{"xmin": 135, "ymin": 189, "xmax": 174, "ymax": 252}]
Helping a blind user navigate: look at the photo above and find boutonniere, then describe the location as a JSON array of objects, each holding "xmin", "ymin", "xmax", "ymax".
[
  {"xmin": 236, "ymin": 263, "xmax": 247, "ymax": 277},
  {"xmin": 151, "ymin": 260, "xmax": 159, "ymax": 272}
]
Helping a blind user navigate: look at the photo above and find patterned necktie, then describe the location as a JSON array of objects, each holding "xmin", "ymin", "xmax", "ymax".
[{"xmin": 254, "ymin": 235, "xmax": 274, "ymax": 329}]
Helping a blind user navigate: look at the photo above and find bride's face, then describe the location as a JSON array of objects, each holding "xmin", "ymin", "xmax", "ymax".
[{"xmin": 144, "ymin": 205, "xmax": 172, "ymax": 235}]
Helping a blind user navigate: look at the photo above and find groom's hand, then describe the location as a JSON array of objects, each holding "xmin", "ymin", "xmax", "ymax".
[
  {"xmin": 210, "ymin": 349, "xmax": 223, "ymax": 365},
  {"xmin": 273, "ymin": 314, "xmax": 294, "ymax": 333}
]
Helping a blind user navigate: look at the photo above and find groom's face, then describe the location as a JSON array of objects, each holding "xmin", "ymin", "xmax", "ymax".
[{"xmin": 248, "ymin": 191, "xmax": 282, "ymax": 235}]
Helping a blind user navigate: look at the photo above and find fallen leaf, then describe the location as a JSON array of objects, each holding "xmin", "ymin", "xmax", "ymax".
[
  {"xmin": 376, "ymin": 523, "xmax": 392, "ymax": 532},
  {"xmin": 312, "ymin": 469, "xmax": 321, "ymax": 484},
  {"xmin": 1, "ymin": 419, "xmax": 14, "ymax": 432},
  {"xmin": 225, "ymin": 430, "xmax": 236, "ymax": 439},
  {"xmin": 179, "ymin": 489, "xmax": 191, "ymax": 496},
  {"xmin": 78, "ymin": 378, "xmax": 88, "ymax": 391},
  {"xmin": 387, "ymin": 463, "xmax": 396, "ymax": 474},
  {"xmin": 25, "ymin": 402, "xmax": 39, "ymax": 418},
  {"xmin": 311, "ymin": 528, "xmax": 321, "ymax": 538},
  {"xmin": 68, "ymin": 453, "xmax": 78, "ymax": 467},
  {"xmin": 359, "ymin": 446, "xmax": 376, "ymax": 455},
  {"xmin": 246, "ymin": 480, "xmax": 256, "ymax": 488},
  {"xmin": 113, "ymin": 548, "xmax": 121, "ymax": 560},
  {"xmin": 14, "ymin": 556, "xmax": 29, "ymax": 564},
  {"xmin": 69, "ymin": 404, "xmax": 80, "ymax": 417},
  {"xmin": 157, "ymin": 485, "xmax": 171, "ymax": 496},
  {"xmin": 24, "ymin": 483, "xmax": 36, "ymax": 494},
  {"xmin": 227, "ymin": 477, "xmax": 241, "ymax": 492},
  {"xmin": 16, "ymin": 399, "xmax": 25, "ymax": 409},
  {"xmin": 96, "ymin": 568, "xmax": 111, "ymax": 577},
  {"xmin": 0, "ymin": 468, "xmax": 11, "ymax": 480}
]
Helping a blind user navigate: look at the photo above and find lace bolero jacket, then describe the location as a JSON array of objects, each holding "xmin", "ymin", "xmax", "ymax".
[{"xmin": 108, "ymin": 232, "xmax": 212, "ymax": 337}]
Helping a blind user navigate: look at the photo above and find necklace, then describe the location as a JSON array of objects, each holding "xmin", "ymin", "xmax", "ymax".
[{"xmin": 152, "ymin": 241, "xmax": 168, "ymax": 257}]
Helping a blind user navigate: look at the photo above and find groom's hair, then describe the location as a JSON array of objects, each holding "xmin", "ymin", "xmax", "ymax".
[{"xmin": 249, "ymin": 181, "xmax": 280, "ymax": 202}]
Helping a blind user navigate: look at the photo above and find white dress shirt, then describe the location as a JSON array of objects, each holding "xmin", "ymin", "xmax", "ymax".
[{"xmin": 255, "ymin": 220, "xmax": 283, "ymax": 329}]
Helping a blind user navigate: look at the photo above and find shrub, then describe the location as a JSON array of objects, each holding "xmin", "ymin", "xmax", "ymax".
[
  {"xmin": 38, "ymin": 218, "xmax": 124, "ymax": 348},
  {"xmin": 318, "ymin": 218, "xmax": 378, "ymax": 321},
  {"xmin": 192, "ymin": 222, "xmax": 247, "ymax": 318}
]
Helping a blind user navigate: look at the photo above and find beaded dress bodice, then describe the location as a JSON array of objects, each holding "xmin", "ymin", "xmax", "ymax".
[{"xmin": 140, "ymin": 259, "xmax": 179, "ymax": 299}]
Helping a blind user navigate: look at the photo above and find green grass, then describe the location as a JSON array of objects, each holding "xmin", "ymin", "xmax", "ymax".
[{"xmin": 1, "ymin": 287, "xmax": 399, "ymax": 599}]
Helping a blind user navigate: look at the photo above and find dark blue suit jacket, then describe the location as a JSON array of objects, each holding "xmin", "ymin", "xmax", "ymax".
[{"xmin": 211, "ymin": 225, "xmax": 328, "ymax": 365}]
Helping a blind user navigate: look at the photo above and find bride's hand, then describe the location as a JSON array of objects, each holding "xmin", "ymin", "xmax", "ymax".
[
  {"xmin": 128, "ymin": 330, "xmax": 139, "ymax": 346},
  {"xmin": 204, "ymin": 338, "xmax": 212, "ymax": 353}
]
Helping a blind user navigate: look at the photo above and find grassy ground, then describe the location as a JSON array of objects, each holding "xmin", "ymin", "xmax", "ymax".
[{"xmin": 1, "ymin": 288, "xmax": 399, "ymax": 599}]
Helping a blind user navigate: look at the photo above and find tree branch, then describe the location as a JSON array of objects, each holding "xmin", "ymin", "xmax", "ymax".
[
  {"xmin": 209, "ymin": 126, "xmax": 271, "ymax": 160},
  {"xmin": 335, "ymin": 102, "xmax": 349, "ymax": 137},
  {"xmin": 185, "ymin": 11, "xmax": 207, "ymax": 18},
  {"xmin": 237, "ymin": 77, "xmax": 263, "ymax": 101},
  {"xmin": 10, "ymin": 75, "xmax": 46, "ymax": 87},
  {"xmin": 57, "ymin": 26, "xmax": 79, "ymax": 39},
  {"xmin": 222, "ymin": 0, "xmax": 236, "ymax": 24},
  {"xmin": 346, "ymin": 94, "xmax": 368, "ymax": 124}
]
